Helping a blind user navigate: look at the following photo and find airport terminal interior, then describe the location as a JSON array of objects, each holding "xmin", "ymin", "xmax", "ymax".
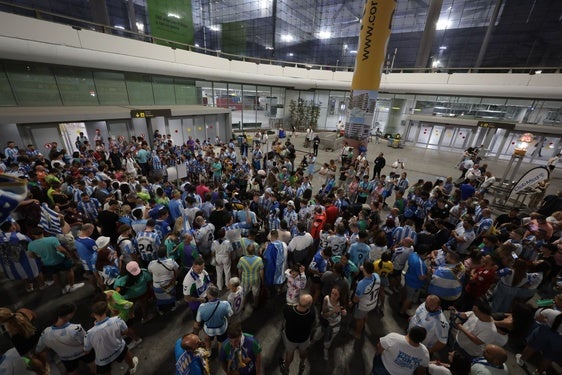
[{"xmin": 0, "ymin": 0, "xmax": 561, "ymax": 374}]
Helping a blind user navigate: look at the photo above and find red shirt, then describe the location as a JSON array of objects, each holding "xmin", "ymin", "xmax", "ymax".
[
  {"xmin": 325, "ymin": 205, "xmax": 339, "ymax": 225},
  {"xmin": 196, "ymin": 184, "xmax": 210, "ymax": 201},
  {"xmin": 465, "ymin": 266, "xmax": 496, "ymax": 298}
]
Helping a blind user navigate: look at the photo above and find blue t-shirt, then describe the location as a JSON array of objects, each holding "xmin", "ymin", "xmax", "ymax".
[
  {"xmin": 174, "ymin": 338, "xmax": 206, "ymax": 375},
  {"xmin": 75, "ymin": 236, "xmax": 97, "ymax": 271},
  {"xmin": 309, "ymin": 250, "xmax": 328, "ymax": 274},
  {"xmin": 404, "ymin": 252, "xmax": 427, "ymax": 289},
  {"xmin": 349, "ymin": 242, "xmax": 371, "ymax": 267}
]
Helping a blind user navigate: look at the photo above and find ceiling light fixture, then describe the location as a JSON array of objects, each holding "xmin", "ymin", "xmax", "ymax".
[
  {"xmin": 436, "ymin": 19, "xmax": 450, "ymax": 30},
  {"xmin": 317, "ymin": 31, "xmax": 332, "ymax": 39},
  {"xmin": 281, "ymin": 34, "xmax": 294, "ymax": 42}
]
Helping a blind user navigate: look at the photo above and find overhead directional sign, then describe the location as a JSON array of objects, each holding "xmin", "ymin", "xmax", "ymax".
[
  {"xmin": 477, "ymin": 121, "xmax": 515, "ymax": 130},
  {"xmin": 130, "ymin": 109, "xmax": 172, "ymax": 118}
]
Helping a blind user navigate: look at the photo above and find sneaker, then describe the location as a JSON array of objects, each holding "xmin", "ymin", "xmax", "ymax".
[
  {"xmin": 62, "ymin": 285, "xmax": 71, "ymax": 295},
  {"xmin": 128, "ymin": 338, "xmax": 143, "ymax": 350},
  {"xmin": 515, "ymin": 353, "xmax": 525, "ymax": 367},
  {"xmin": 68, "ymin": 283, "xmax": 85, "ymax": 293},
  {"xmin": 127, "ymin": 356, "xmax": 139, "ymax": 375},
  {"xmin": 39, "ymin": 281, "xmax": 55, "ymax": 290}
]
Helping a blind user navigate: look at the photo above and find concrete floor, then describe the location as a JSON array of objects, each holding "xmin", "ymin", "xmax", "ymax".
[{"xmin": 2, "ymin": 133, "xmax": 560, "ymax": 374}]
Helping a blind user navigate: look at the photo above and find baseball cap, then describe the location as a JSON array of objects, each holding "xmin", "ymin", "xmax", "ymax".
[{"xmin": 126, "ymin": 261, "xmax": 141, "ymax": 276}]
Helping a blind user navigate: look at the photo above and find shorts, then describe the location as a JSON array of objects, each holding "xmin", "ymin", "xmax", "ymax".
[
  {"xmin": 96, "ymin": 346, "xmax": 129, "ymax": 374},
  {"xmin": 354, "ymin": 307, "xmax": 373, "ymax": 319},
  {"xmin": 42, "ymin": 259, "xmax": 74, "ymax": 276},
  {"xmin": 206, "ymin": 330, "xmax": 228, "ymax": 343},
  {"xmin": 62, "ymin": 351, "xmax": 95, "ymax": 372},
  {"xmin": 242, "ymin": 282, "xmax": 260, "ymax": 299},
  {"xmin": 283, "ymin": 333, "xmax": 310, "ymax": 353},
  {"xmin": 405, "ymin": 285, "xmax": 422, "ymax": 302}
]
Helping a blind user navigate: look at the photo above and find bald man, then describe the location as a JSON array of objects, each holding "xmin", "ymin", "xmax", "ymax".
[
  {"xmin": 280, "ymin": 294, "xmax": 315, "ymax": 374},
  {"xmin": 408, "ymin": 295, "xmax": 449, "ymax": 354},
  {"xmin": 174, "ymin": 333, "xmax": 208, "ymax": 375},
  {"xmin": 470, "ymin": 344, "xmax": 508, "ymax": 374}
]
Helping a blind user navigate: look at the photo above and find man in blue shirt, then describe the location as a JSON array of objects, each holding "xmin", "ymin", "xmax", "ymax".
[
  {"xmin": 174, "ymin": 333, "xmax": 209, "ymax": 375},
  {"xmin": 400, "ymin": 250, "xmax": 428, "ymax": 318},
  {"xmin": 219, "ymin": 326, "xmax": 262, "ymax": 375},
  {"xmin": 348, "ymin": 230, "xmax": 370, "ymax": 267}
]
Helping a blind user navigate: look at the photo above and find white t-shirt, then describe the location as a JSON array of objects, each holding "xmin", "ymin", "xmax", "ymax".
[
  {"xmin": 380, "ymin": 332, "xmax": 430, "ymax": 375},
  {"xmin": 408, "ymin": 303, "xmax": 449, "ymax": 349},
  {"xmin": 37, "ymin": 322, "xmax": 86, "ymax": 361},
  {"xmin": 428, "ymin": 364, "xmax": 452, "ymax": 375},
  {"xmin": 148, "ymin": 258, "xmax": 179, "ymax": 286},
  {"xmin": 84, "ymin": 317, "xmax": 127, "ymax": 366},
  {"xmin": 455, "ymin": 312, "xmax": 497, "ymax": 357},
  {"xmin": 470, "ymin": 361, "xmax": 508, "ymax": 375},
  {"xmin": 227, "ymin": 286, "xmax": 245, "ymax": 315},
  {"xmin": 327, "ymin": 234, "xmax": 348, "ymax": 256},
  {"xmin": 288, "ymin": 233, "xmax": 313, "ymax": 252}
]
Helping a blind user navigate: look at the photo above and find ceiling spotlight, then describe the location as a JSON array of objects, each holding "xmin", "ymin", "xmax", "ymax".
[
  {"xmin": 439, "ymin": 45, "xmax": 447, "ymax": 50},
  {"xmin": 317, "ymin": 31, "xmax": 331, "ymax": 39},
  {"xmin": 436, "ymin": 19, "xmax": 450, "ymax": 30},
  {"xmin": 209, "ymin": 25, "xmax": 221, "ymax": 31},
  {"xmin": 281, "ymin": 34, "xmax": 294, "ymax": 42},
  {"xmin": 288, "ymin": 53, "xmax": 294, "ymax": 57}
]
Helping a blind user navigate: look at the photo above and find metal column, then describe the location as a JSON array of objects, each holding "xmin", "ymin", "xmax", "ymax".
[{"xmin": 415, "ymin": 0, "xmax": 444, "ymax": 68}]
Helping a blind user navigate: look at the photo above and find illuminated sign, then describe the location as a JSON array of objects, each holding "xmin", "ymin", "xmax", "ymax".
[
  {"xmin": 130, "ymin": 109, "xmax": 172, "ymax": 118},
  {"xmin": 477, "ymin": 121, "xmax": 515, "ymax": 130}
]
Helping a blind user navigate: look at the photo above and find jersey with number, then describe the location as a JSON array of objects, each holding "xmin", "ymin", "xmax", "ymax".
[
  {"xmin": 135, "ymin": 230, "xmax": 161, "ymax": 262},
  {"xmin": 355, "ymin": 274, "xmax": 380, "ymax": 312},
  {"xmin": 194, "ymin": 223, "xmax": 215, "ymax": 255},
  {"xmin": 327, "ymin": 234, "xmax": 347, "ymax": 256},
  {"xmin": 227, "ymin": 286, "xmax": 245, "ymax": 315},
  {"xmin": 36, "ymin": 322, "xmax": 86, "ymax": 361},
  {"xmin": 349, "ymin": 242, "xmax": 370, "ymax": 267}
]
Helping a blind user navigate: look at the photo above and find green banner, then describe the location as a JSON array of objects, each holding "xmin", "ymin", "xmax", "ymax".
[
  {"xmin": 221, "ymin": 21, "xmax": 247, "ymax": 55},
  {"xmin": 147, "ymin": 0, "xmax": 194, "ymax": 48}
]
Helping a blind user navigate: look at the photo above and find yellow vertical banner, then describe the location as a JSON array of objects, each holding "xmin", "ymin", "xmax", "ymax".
[{"xmin": 344, "ymin": 0, "xmax": 396, "ymax": 151}]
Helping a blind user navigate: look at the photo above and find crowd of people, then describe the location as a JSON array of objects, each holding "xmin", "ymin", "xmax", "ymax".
[{"xmin": 0, "ymin": 129, "xmax": 562, "ymax": 375}]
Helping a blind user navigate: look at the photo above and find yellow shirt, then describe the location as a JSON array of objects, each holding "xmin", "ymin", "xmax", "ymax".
[{"xmin": 373, "ymin": 260, "xmax": 393, "ymax": 277}]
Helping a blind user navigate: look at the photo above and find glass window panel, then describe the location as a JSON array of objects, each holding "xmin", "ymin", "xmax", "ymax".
[
  {"xmin": 228, "ymin": 83, "xmax": 242, "ymax": 128},
  {"xmin": 243, "ymin": 84, "xmax": 258, "ymax": 125},
  {"xmin": 153, "ymin": 76, "xmax": 176, "ymax": 105},
  {"xmin": 126, "ymin": 73, "xmax": 155, "ymax": 105},
  {"xmin": 54, "ymin": 67, "xmax": 98, "ymax": 106},
  {"xmin": 174, "ymin": 78, "xmax": 197, "ymax": 104},
  {"xmin": 5, "ymin": 62, "xmax": 62, "ymax": 106},
  {"xmin": 0, "ymin": 67, "xmax": 16, "ymax": 106},
  {"xmin": 93, "ymin": 71, "xmax": 129, "ymax": 105}
]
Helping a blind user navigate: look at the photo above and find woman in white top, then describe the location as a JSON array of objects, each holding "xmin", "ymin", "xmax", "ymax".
[{"xmin": 321, "ymin": 286, "xmax": 347, "ymax": 360}]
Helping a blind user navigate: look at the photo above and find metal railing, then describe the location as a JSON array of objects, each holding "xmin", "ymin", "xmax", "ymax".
[{"xmin": 0, "ymin": 0, "xmax": 560, "ymax": 75}]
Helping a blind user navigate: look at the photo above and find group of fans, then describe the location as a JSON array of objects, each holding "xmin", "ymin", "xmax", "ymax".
[{"xmin": 0, "ymin": 129, "xmax": 561, "ymax": 375}]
